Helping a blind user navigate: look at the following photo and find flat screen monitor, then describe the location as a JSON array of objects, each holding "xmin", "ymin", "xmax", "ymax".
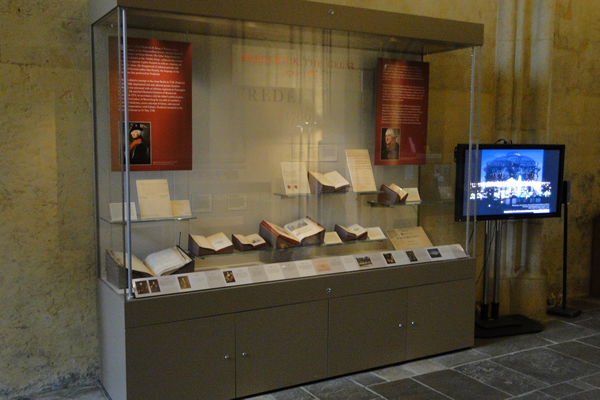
[{"xmin": 454, "ymin": 144, "xmax": 565, "ymax": 221}]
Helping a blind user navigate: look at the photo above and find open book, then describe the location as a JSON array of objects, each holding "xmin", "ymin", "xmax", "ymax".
[
  {"xmin": 106, "ymin": 247, "xmax": 194, "ymax": 280},
  {"xmin": 307, "ymin": 171, "xmax": 350, "ymax": 194},
  {"xmin": 232, "ymin": 233, "xmax": 267, "ymax": 252},
  {"xmin": 259, "ymin": 216, "xmax": 325, "ymax": 249},
  {"xmin": 188, "ymin": 232, "xmax": 234, "ymax": 256},
  {"xmin": 334, "ymin": 223, "xmax": 369, "ymax": 241},
  {"xmin": 378, "ymin": 184, "xmax": 409, "ymax": 205}
]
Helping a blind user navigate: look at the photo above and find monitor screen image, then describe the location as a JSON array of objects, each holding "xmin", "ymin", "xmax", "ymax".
[{"xmin": 454, "ymin": 144, "xmax": 565, "ymax": 221}]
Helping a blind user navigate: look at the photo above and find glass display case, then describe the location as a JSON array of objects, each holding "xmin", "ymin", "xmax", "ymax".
[
  {"xmin": 91, "ymin": 1, "xmax": 482, "ymax": 399},
  {"xmin": 93, "ymin": 2, "xmax": 482, "ymax": 300}
]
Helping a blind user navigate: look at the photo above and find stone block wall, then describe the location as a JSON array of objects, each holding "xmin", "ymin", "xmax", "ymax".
[{"xmin": 0, "ymin": 0, "xmax": 97, "ymax": 397}]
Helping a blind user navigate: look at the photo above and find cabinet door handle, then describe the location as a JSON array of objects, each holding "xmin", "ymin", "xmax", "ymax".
[
  {"xmin": 224, "ymin": 355, "xmax": 231, "ymax": 360},
  {"xmin": 398, "ymin": 323, "xmax": 403, "ymax": 328},
  {"xmin": 242, "ymin": 352, "xmax": 248, "ymax": 357},
  {"xmin": 411, "ymin": 321, "xmax": 417, "ymax": 326}
]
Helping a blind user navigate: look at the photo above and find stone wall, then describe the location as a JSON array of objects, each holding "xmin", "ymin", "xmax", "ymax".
[
  {"xmin": 1, "ymin": 0, "xmax": 599, "ymax": 397},
  {"xmin": 547, "ymin": 0, "xmax": 600, "ymax": 299},
  {"xmin": 0, "ymin": 0, "xmax": 97, "ymax": 397}
]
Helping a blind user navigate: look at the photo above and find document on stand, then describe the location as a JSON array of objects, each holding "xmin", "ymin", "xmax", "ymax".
[
  {"xmin": 136, "ymin": 179, "xmax": 173, "ymax": 219},
  {"xmin": 281, "ymin": 162, "xmax": 311, "ymax": 195},
  {"xmin": 345, "ymin": 149, "xmax": 377, "ymax": 192}
]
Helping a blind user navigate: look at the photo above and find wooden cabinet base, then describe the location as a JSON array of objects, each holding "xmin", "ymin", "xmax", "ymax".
[{"xmin": 98, "ymin": 258, "xmax": 475, "ymax": 400}]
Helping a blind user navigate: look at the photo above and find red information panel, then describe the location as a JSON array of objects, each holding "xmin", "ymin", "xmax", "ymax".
[
  {"xmin": 109, "ymin": 37, "xmax": 192, "ymax": 171},
  {"xmin": 374, "ymin": 58, "xmax": 429, "ymax": 165}
]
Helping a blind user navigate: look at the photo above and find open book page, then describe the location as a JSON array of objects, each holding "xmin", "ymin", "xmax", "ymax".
[
  {"xmin": 324, "ymin": 171, "xmax": 349, "ymax": 189},
  {"xmin": 207, "ymin": 232, "xmax": 233, "ymax": 251},
  {"xmin": 281, "ymin": 162, "xmax": 310, "ymax": 195},
  {"xmin": 389, "ymin": 184, "xmax": 407, "ymax": 197},
  {"xmin": 190, "ymin": 234, "xmax": 212, "ymax": 250},
  {"xmin": 366, "ymin": 227, "xmax": 386, "ymax": 240},
  {"xmin": 345, "ymin": 149, "xmax": 377, "ymax": 192},
  {"xmin": 324, "ymin": 231, "xmax": 343, "ymax": 245},
  {"xmin": 309, "ymin": 172, "xmax": 332, "ymax": 186},
  {"xmin": 267, "ymin": 222, "xmax": 298, "ymax": 242},
  {"xmin": 236, "ymin": 233, "xmax": 266, "ymax": 247},
  {"xmin": 309, "ymin": 171, "xmax": 349, "ymax": 189},
  {"xmin": 404, "ymin": 187, "xmax": 421, "ymax": 203},
  {"xmin": 284, "ymin": 217, "xmax": 324, "ymax": 242},
  {"xmin": 346, "ymin": 224, "xmax": 367, "ymax": 236},
  {"xmin": 144, "ymin": 247, "xmax": 191, "ymax": 276},
  {"xmin": 108, "ymin": 250, "xmax": 155, "ymax": 276},
  {"xmin": 136, "ymin": 179, "xmax": 173, "ymax": 219}
]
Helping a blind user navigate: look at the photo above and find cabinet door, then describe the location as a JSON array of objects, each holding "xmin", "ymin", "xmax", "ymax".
[
  {"xmin": 406, "ymin": 279, "xmax": 474, "ymax": 360},
  {"xmin": 126, "ymin": 314, "xmax": 235, "ymax": 400},
  {"xmin": 328, "ymin": 289, "xmax": 408, "ymax": 377},
  {"xmin": 235, "ymin": 300, "xmax": 328, "ymax": 398}
]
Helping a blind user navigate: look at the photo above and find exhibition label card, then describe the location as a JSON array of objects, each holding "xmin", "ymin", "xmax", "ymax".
[
  {"xmin": 280, "ymin": 263, "xmax": 300, "ymax": 279},
  {"xmin": 248, "ymin": 265, "xmax": 269, "ymax": 283},
  {"xmin": 188, "ymin": 272, "xmax": 210, "ymax": 290},
  {"xmin": 387, "ymin": 226, "xmax": 433, "ymax": 250},
  {"xmin": 340, "ymin": 255, "xmax": 360, "ymax": 271},
  {"xmin": 205, "ymin": 270, "xmax": 227, "ymax": 288},
  {"xmin": 222, "ymin": 267, "xmax": 252, "ymax": 286},
  {"xmin": 313, "ymin": 259, "xmax": 333, "ymax": 274},
  {"xmin": 296, "ymin": 260, "xmax": 317, "ymax": 277},
  {"xmin": 264, "ymin": 264, "xmax": 285, "ymax": 281}
]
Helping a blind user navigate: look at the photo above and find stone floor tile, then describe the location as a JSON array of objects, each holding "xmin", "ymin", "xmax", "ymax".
[
  {"xmin": 413, "ymin": 369, "xmax": 510, "ymax": 400},
  {"xmin": 549, "ymin": 340, "xmax": 600, "ymax": 366},
  {"xmin": 493, "ymin": 348, "xmax": 600, "ymax": 385},
  {"xmin": 473, "ymin": 333, "xmax": 553, "ymax": 357},
  {"xmin": 537, "ymin": 320, "xmax": 598, "ymax": 343},
  {"xmin": 303, "ymin": 377, "xmax": 381, "ymax": 400},
  {"xmin": 454, "ymin": 359, "xmax": 547, "ymax": 396},
  {"xmin": 430, "ymin": 348, "xmax": 490, "ymax": 368},
  {"xmin": 368, "ymin": 378, "xmax": 449, "ymax": 400},
  {"xmin": 539, "ymin": 382, "xmax": 585, "ymax": 398}
]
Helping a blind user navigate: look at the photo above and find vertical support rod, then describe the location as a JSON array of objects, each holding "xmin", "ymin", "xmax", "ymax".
[
  {"xmin": 119, "ymin": 8, "xmax": 132, "ymax": 301},
  {"xmin": 562, "ymin": 180, "xmax": 569, "ymax": 309},
  {"xmin": 491, "ymin": 220, "xmax": 502, "ymax": 319},
  {"xmin": 481, "ymin": 220, "xmax": 491, "ymax": 320}
]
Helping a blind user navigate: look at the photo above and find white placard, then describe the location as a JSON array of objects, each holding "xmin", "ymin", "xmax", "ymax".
[
  {"xmin": 192, "ymin": 193, "xmax": 213, "ymax": 213},
  {"xmin": 171, "ymin": 200, "xmax": 192, "ymax": 217},
  {"xmin": 340, "ymin": 255, "xmax": 360, "ymax": 271},
  {"xmin": 280, "ymin": 262, "xmax": 300, "ymax": 279},
  {"xmin": 264, "ymin": 264, "xmax": 285, "ymax": 281},
  {"xmin": 228, "ymin": 194, "xmax": 247, "ymax": 210},
  {"xmin": 345, "ymin": 149, "xmax": 377, "ymax": 192},
  {"xmin": 296, "ymin": 260, "xmax": 317, "ymax": 277},
  {"xmin": 109, "ymin": 202, "xmax": 138, "ymax": 222},
  {"xmin": 366, "ymin": 227, "xmax": 386, "ymax": 241},
  {"xmin": 136, "ymin": 179, "xmax": 173, "ymax": 219},
  {"xmin": 281, "ymin": 162, "xmax": 311, "ymax": 195}
]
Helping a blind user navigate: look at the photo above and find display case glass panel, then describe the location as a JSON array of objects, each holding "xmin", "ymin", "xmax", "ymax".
[{"xmin": 92, "ymin": 5, "xmax": 481, "ymax": 300}]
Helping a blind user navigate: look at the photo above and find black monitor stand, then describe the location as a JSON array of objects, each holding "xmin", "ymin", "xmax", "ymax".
[
  {"xmin": 547, "ymin": 180, "xmax": 581, "ymax": 318},
  {"xmin": 475, "ymin": 220, "xmax": 544, "ymax": 338}
]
